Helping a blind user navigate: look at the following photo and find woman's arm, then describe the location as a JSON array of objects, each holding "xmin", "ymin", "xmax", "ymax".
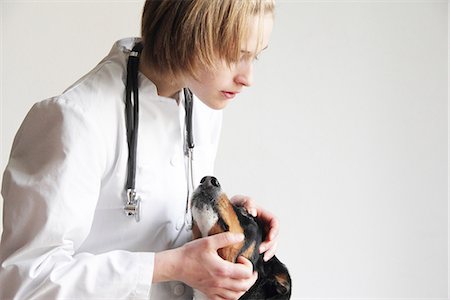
[{"xmin": 0, "ymin": 99, "xmax": 153, "ymax": 299}]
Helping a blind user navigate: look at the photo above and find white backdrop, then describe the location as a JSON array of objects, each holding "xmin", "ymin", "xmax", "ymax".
[{"xmin": 1, "ymin": 1, "xmax": 448, "ymax": 299}]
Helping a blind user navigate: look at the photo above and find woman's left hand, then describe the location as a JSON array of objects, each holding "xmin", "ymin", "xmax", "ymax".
[{"xmin": 230, "ymin": 195, "xmax": 279, "ymax": 262}]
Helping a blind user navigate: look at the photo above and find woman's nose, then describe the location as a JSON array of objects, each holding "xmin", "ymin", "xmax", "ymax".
[{"xmin": 234, "ymin": 63, "xmax": 253, "ymax": 87}]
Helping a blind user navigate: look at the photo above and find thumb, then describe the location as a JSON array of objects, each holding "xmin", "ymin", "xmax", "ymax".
[{"xmin": 206, "ymin": 232, "xmax": 244, "ymax": 250}]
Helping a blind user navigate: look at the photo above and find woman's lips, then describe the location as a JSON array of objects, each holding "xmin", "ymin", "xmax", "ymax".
[{"xmin": 221, "ymin": 91, "xmax": 239, "ymax": 99}]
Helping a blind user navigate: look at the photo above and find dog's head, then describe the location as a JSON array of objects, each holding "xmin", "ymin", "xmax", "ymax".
[
  {"xmin": 190, "ymin": 176, "xmax": 292, "ymax": 299},
  {"xmin": 190, "ymin": 176, "xmax": 261, "ymax": 263}
]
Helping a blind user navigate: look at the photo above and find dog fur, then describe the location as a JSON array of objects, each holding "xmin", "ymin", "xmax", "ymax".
[{"xmin": 191, "ymin": 176, "xmax": 291, "ymax": 300}]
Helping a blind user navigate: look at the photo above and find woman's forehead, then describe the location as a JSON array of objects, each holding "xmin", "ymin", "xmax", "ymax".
[{"xmin": 242, "ymin": 13, "xmax": 274, "ymax": 55}]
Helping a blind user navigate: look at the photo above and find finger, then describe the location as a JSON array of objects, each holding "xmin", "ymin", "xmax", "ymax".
[
  {"xmin": 208, "ymin": 293, "xmax": 228, "ymax": 300},
  {"xmin": 215, "ymin": 289, "xmax": 245, "ymax": 300},
  {"xmin": 259, "ymin": 236, "xmax": 278, "ymax": 256},
  {"xmin": 208, "ymin": 293, "xmax": 229, "ymax": 300},
  {"xmin": 258, "ymin": 210, "xmax": 279, "ymax": 254},
  {"xmin": 234, "ymin": 262, "xmax": 258, "ymax": 286},
  {"xmin": 258, "ymin": 207, "xmax": 280, "ymax": 239},
  {"xmin": 214, "ymin": 272, "xmax": 258, "ymax": 300},
  {"xmin": 231, "ymin": 195, "xmax": 257, "ymax": 217},
  {"xmin": 235, "ymin": 256, "xmax": 254, "ymax": 278},
  {"xmin": 217, "ymin": 258, "xmax": 253, "ymax": 280},
  {"xmin": 205, "ymin": 232, "xmax": 244, "ymax": 250},
  {"xmin": 259, "ymin": 236, "xmax": 279, "ymax": 256},
  {"xmin": 259, "ymin": 235, "xmax": 275, "ymax": 253},
  {"xmin": 236, "ymin": 255, "xmax": 252, "ymax": 267},
  {"xmin": 214, "ymin": 276, "xmax": 255, "ymax": 296},
  {"xmin": 230, "ymin": 194, "xmax": 247, "ymax": 206},
  {"xmin": 241, "ymin": 197, "xmax": 258, "ymax": 217},
  {"xmin": 263, "ymin": 241, "xmax": 278, "ymax": 262}
]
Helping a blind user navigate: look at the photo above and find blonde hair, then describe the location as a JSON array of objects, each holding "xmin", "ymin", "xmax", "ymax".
[{"xmin": 141, "ymin": 0, "xmax": 275, "ymax": 78}]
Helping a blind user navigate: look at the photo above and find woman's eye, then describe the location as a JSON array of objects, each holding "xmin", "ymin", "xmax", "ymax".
[{"xmin": 240, "ymin": 53, "xmax": 259, "ymax": 63}]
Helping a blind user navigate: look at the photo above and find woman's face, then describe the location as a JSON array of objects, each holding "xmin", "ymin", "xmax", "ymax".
[{"xmin": 185, "ymin": 13, "xmax": 274, "ymax": 110}]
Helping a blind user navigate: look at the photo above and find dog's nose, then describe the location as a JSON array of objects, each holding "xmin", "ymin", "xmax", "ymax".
[{"xmin": 200, "ymin": 176, "xmax": 221, "ymax": 188}]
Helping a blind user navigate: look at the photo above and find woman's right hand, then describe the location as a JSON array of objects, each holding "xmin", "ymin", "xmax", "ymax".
[{"xmin": 154, "ymin": 232, "xmax": 257, "ymax": 300}]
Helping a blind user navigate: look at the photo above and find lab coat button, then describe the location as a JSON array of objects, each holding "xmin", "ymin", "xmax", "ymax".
[{"xmin": 173, "ymin": 283, "xmax": 185, "ymax": 296}]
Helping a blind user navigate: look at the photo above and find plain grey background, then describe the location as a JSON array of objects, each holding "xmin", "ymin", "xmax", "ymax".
[{"xmin": 1, "ymin": 1, "xmax": 448, "ymax": 299}]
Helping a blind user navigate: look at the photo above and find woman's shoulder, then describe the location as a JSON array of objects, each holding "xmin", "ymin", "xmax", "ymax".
[
  {"xmin": 58, "ymin": 38, "xmax": 140, "ymax": 112},
  {"xmin": 24, "ymin": 39, "xmax": 140, "ymax": 146}
]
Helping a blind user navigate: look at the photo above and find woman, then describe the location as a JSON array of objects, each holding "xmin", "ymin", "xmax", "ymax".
[{"xmin": 0, "ymin": 0, "xmax": 277, "ymax": 299}]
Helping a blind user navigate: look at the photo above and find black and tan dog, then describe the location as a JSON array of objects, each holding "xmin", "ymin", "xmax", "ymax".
[{"xmin": 191, "ymin": 176, "xmax": 291, "ymax": 300}]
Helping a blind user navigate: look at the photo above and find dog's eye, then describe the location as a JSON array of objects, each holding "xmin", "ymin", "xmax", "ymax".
[{"xmin": 200, "ymin": 177, "xmax": 207, "ymax": 184}]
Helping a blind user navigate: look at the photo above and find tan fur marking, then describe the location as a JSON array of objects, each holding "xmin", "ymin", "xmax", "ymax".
[
  {"xmin": 240, "ymin": 241, "xmax": 256, "ymax": 260},
  {"xmin": 207, "ymin": 193, "xmax": 245, "ymax": 262},
  {"xmin": 218, "ymin": 242, "xmax": 244, "ymax": 262},
  {"xmin": 208, "ymin": 222, "xmax": 225, "ymax": 236},
  {"xmin": 192, "ymin": 222, "xmax": 202, "ymax": 240},
  {"xmin": 208, "ymin": 221, "xmax": 244, "ymax": 262},
  {"xmin": 274, "ymin": 273, "xmax": 290, "ymax": 288},
  {"xmin": 217, "ymin": 194, "xmax": 243, "ymax": 235}
]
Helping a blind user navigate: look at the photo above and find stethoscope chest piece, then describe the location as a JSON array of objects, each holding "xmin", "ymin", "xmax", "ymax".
[{"xmin": 124, "ymin": 188, "xmax": 141, "ymax": 222}]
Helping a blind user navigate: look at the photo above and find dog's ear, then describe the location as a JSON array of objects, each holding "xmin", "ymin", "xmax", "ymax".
[
  {"xmin": 274, "ymin": 273, "xmax": 291, "ymax": 295},
  {"xmin": 261, "ymin": 256, "xmax": 292, "ymax": 298}
]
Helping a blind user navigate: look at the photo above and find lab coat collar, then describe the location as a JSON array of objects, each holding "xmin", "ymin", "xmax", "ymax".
[{"xmin": 109, "ymin": 37, "xmax": 184, "ymax": 106}]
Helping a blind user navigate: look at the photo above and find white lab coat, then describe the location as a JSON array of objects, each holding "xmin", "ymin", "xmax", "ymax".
[{"xmin": 0, "ymin": 38, "xmax": 222, "ymax": 299}]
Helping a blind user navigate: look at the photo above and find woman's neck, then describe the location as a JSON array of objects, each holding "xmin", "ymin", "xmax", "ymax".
[{"xmin": 139, "ymin": 53, "xmax": 184, "ymax": 100}]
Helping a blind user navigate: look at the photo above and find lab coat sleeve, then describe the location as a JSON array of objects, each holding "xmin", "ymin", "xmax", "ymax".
[{"xmin": 0, "ymin": 98, "xmax": 154, "ymax": 299}]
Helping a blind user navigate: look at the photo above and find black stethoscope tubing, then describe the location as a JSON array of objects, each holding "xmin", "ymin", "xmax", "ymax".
[{"xmin": 124, "ymin": 42, "xmax": 194, "ymax": 222}]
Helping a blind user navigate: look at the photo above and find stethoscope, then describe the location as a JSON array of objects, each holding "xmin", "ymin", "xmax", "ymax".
[{"xmin": 123, "ymin": 42, "xmax": 195, "ymax": 228}]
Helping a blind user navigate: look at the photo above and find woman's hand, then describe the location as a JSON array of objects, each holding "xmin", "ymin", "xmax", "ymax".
[
  {"xmin": 154, "ymin": 232, "xmax": 257, "ymax": 300},
  {"xmin": 230, "ymin": 195, "xmax": 279, "ymax": 261}
]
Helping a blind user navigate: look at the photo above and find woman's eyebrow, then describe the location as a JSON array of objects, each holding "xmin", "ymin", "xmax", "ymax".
[{"xmin": 240, "ymin": 45, "xmax": 269, "ymax": 55}]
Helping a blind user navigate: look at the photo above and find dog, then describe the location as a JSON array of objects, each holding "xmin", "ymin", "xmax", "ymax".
[{"xmin": 191, "ymin": 176, "xmax": 291, "ymax": 300}]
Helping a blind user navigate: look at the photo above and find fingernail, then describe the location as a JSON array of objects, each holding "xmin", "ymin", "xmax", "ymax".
[
  {"xmin": 259, "ymin": 245, "xmax": 265, "ymax": 253},
  {"xmin": 250, "ymin": 209, "xmax": 257, "ymax": 217}
]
